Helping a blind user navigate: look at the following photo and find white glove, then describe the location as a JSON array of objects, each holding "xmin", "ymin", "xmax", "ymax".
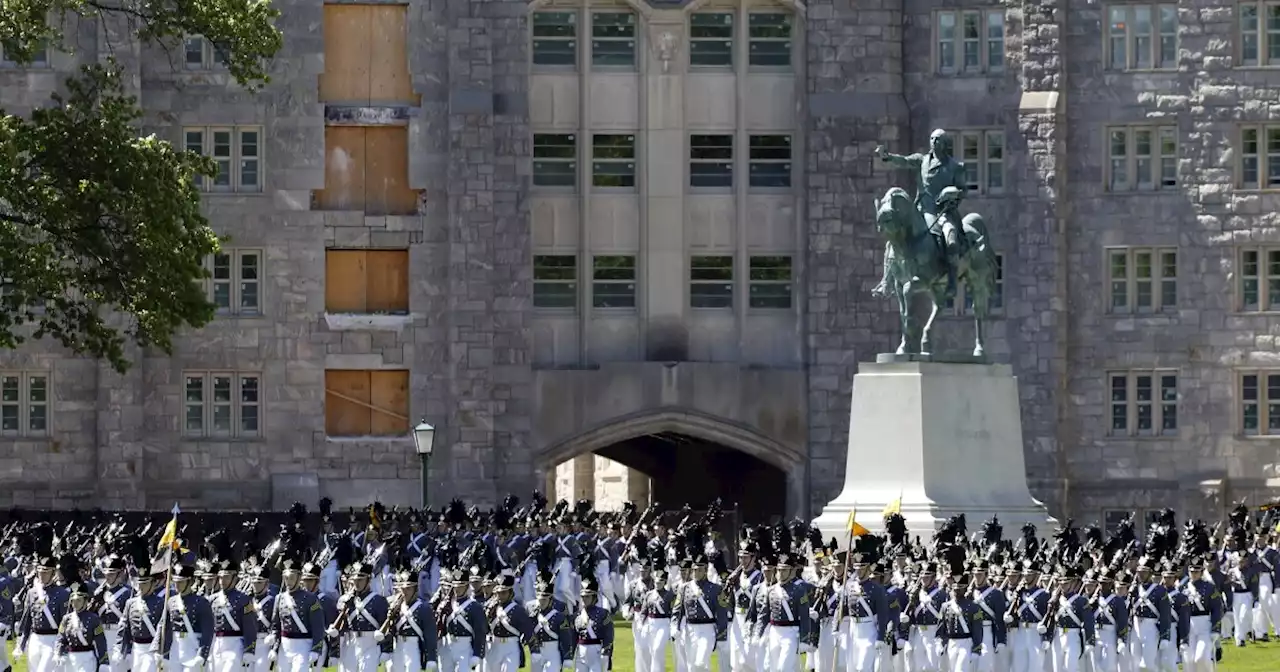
[
  {"xmin": 994, "ymin": 644, "xmax": 1003, "ymax": 654},
  {"xmin": 191, "ymin": 656, "xmax": 205, "ymax": 668},
  {"xmin": 98, "ymin": 665, "xmax": 110, "ymax": 672},
  {"xmin": 242, "ymin": 652, "xmax": 255, "ymax": 666},
  {"xmin": 896, "ymin": 639, "xmax": 908, "ymax": 649},
  {"xmin": 268, "ymin": 649, "xmax": 278, "ymax": 663},
  {"xmin": 309, "ymin": 652, "xmax": 319, "ymax": 667},
  {"xmin": 899, "ymin": 613, "xmax": 909, "ymax": 624},
  {"xmin": 1003, "ymin": 613, "xmax": 1014, "ymax": 624},
  {"xmin": 798, "ymin": 643, "xmax": 813, "ymax": 654},
  {"xmin": 469, "ymin": 656, "xmax": 481, "ymax": 670},
  {"xmin": 426, "ymin": 663, "xmax": 438, "ymax": 671},
  {"xmin": 325, "ymin": 627, "xmax": 340, "ymax": 638},
  {"xmin": 373, "ymin": 631, "xmax": 386, "ymax": 643},
  {"xmin": 1036, "ymin": 624, "xmax": 1047, "ymax": 635},
  {"xmin": 1040, "ymin": 641, "xmax": 1051, "ymax": 652},
  {"xmin": 264, "ymin": 635, "xmax": 277, "ymax": 650},
  {"xmin": 874, "ymin": 641, "xmax": 886, "ymax": 651}
]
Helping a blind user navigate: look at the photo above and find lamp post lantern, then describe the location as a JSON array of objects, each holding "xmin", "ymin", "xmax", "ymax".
[{"xmin": 412, "ymin": 419, "xmax": 435, "ymax": 508}]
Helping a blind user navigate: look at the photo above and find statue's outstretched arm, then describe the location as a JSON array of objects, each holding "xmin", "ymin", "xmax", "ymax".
[{"xmin": 875, "ymin": 146, "xmax": 923, "ymax": 170}]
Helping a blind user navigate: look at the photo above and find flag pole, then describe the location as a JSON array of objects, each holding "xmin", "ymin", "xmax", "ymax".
[
  {"xmin": 157, "ymin": 503, "xmax": 179, "ymax": 661},
  {"xmin": 829, "ymin": 506, "xmax": 858, "ymax": 672}
]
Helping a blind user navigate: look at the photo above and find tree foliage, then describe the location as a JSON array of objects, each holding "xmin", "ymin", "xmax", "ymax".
[{"xmin": 0, "ymin": 0, "xmax": 282, "ymax": 372}]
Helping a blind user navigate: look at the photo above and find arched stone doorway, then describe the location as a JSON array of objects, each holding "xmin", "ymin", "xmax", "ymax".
[{"xmin": 536, "ymin": 408, "xmax": 807, "ymax": 522}]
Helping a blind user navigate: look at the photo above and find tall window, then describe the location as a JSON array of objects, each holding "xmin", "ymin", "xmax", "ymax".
[
  {"xmin": 958, "ymin": 129, "xmax": 1005, "ymax": 195},
  {"xmin": 592, "ymin": 12, "xmax": 636, "ymax": 68},
  {"xmin": 0, "ymin": 372, "xmax": 49, "ymax": 437},
  {"xmin": 749, "ymin": 256, "xmax": 792, "ymax": 309},
  {"xmin": 1238, "ymin": 125, "xmax": 1280, "ymax": 189},
  {"xmin": 690, "ymin": 135, "xmax": 733, "ymax": 188},
  {"xmin": 592, "ymin": 255, "xmax": 636, "ymax": 308},
  {"xmin": 184, "ymin": 37, "xmax": 229, "ymax": 70},
  {"xmin": 592, "ymin": 134, "xmax": 636, "ymax": 188},
  {"xmin": 533, "ymin": 134, "xmax": 577, "ymax": 188},
  {"xmin": 532, "ymin": 12, "xmax": 577, "ymax": 67},
  {"xmin": 1108, "ymin": 370, "xmax": 1179, "ymax": 437},
  {"xmin": 1106, "ymin": 125, "xmax": 1178, "ymax": 191},
  {"xmin": 690, "ymin": 255, "xmax": 733, "ymax": 308},
  {"xmin": 1105, "ymin": 4, "xmax": 1178, "ymax": 70},
  {"xmin": 1106, "ymin": 247, "xmax": 1177, "ymax": 313},
  {"xmin": 748, "ymin": 13, "xmax": 792, "ymax": 68},
  {"xmin": 1240, "ymin": 370, "xmax": 1280, "ymax": 435},
  {"xmin": 204, "ymin": 250, "xmax": 261, "ymax": 316},
  {"xmin": 184, "ymin": 372, "xmax": 260, "ymax": 438},
  {"xmin": 533, "ymin": 255, "xmax": 577, "ymax": 309},
  {"xmin": 690, "ymin": 13, "xmax": 734, "ymax": 67},
  {"xmin": 749, "ymin": 135, "xmax": 792, "ymax": 188},
  {"xmin": 1238, "ymin": 2, "xmax": 1280, "ymax": 66},
  {"xmin": 1237, "ymin": 247, "xmax": 1280, "ymax": 311},
  {"xmin": 935, "ymin": 9, "xmax": 1005, "ymax": 74},
  {"xmin": 947, "ymin": 254, "xmax": 1004, "ymax": 314},
  {"xmin": 184, "ymin": 126, "xmax": 262, "ymax": 193}
]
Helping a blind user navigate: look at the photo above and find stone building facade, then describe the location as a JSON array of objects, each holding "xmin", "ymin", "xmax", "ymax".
[{"xmin": 1, "ymin": 0, "xmax": 1278, "ymax": 527}]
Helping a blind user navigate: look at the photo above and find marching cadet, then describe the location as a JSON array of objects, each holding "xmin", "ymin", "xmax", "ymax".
[
  {"xmin": 1225, "ymin": 550, "xmax": 1259, "ymax": 646},
  {"xmin": 92, "ymin": 555, "xmax": 132, "ymax": 672},
  {"xmin": 1180, "ymin": 557, "xmax": 1221, "ymax": 672},
  {"xmin": 725, "ymin": 539, "xmax": 762, "ymax": 672},
  {"xmin": 842, "ymin": 550, "xmax": 888, "ymax": 672},
  {"xmin": 936, "ymin": 575, "xmax": 982, "ymax": 672},
  {"xmin": 589, "ymin": 527, "xmax": 616, "ymax": 610},
  {"xmin": 757, "ymin": 553, "xmax": 809, "ymax": 672},
  {"xmin": 438, "ymin": 569, "xmax": 488, "ymax": 672},
  {"xmin": 528, "ymin": 576, "xmax": 572, "ymax": 672},
  {"xmin": 968, "ymin": 560, "xmax": 1007, "ymax": 672},
  {"xmin": 904, "ymin": 562, "xmax": 945, "ymax": 672},
  {"xmin": 671, "ymin": 558, "xmax": 692, "ymax": 672},
  {"xmin": 328, "ymin": 561, "xmax": 389, "ymax": 672},
  {"xmin": 485, "ymin": 573, "xmax": 533, "ymax": 672},
  {"xmin": 209, "ymin": 558, "xmax": 257, "ymax": 672},
  {"xmin": 198, "ymin": 561, "xmax": 218, "ymax": 597},
  {"xmin": 54, "ymin": 582, "xmax": 108, "ymax": 672},
  {"xmin": 379, "ymin": 570, "xmax": 438, "ymax": 672},
  {"xmin": 0, "ymin": 561, "xmax": 16, "ymax": 672},
  {"xmin": 16, "ymin": 555, "xmax": 72, "ymax": 672},
  {"xmin": 621, "ymin": 563, "xmax": 652, "ymax": 672},
  {"xmin": 552, "ymin": 521, "xmax": 581, "ymax": 610},
  {"xmin": 1250, "ymin": 534, "xmax": 1277, "ymax": 641},
  {"xmin": 121, "ymin": 568, "xmax": 171, "ymax": 672},
  {"xmin": 994, "ymin": 564, "xmax": 1020, "ymax": 672},
  {"xmin": 1009, "ymin": 562, "xmax": 1050, "ymax": 672},
  {"xmin": 270, "ymin": 559, "xmax": 325, "ymax": 672},
  {"xmin": 1086, "ymin": 568, "xmax": 1128, "ymax": 672},
  {"xmin": 879, "ymin": 560, "xmax": 908, "ymax": 672},
  {"xmin": 300, "ymin": 561, "xmax": 339, "ymax": 667},
  {"xmin": 639, "ymin": 566, "xmax": 676, "ymax": 672},
  {"xmin": 1048, "ymin": 565, "xmax": 1095, "ymax": 672},
  {"xmin": 1127, "ymin": 557, "xmax": 1171, "ymax": 670},
  {"xmin": 572, "ymin": 575, "xmax": 614, "ymax": 672},
  {"xmin": 812, "ymin": 552, "xmax": 846, "ymax": 672},
  {"xmin": 1160, "ymin": 562, "xmax": 1186, "ymax": 672},
  {"xmin": 165, "ymin": 563, "xmax": 215, "ymax": 671},
  {"xmin": 675, "ymin": 555, "xmax": 728, "ymax": 672},
  {"xmin": 745, "ymin": 556, "xmax": 776, "ymax": 672},
  {"xmin": 247, "ymin": 566, "xmax": 278, "ymax": 672}
]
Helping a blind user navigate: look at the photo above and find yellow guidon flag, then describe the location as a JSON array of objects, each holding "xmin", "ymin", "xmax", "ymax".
[
  {"xmin": 882, "ymin": 497, "xmax": 902, "ymax": 518},
  {"xmin": 847, "ymin": 510, "xmax": 869, "ymax": 537},
  {"xmin": 157, "ymin": 503, "xmax": 186, "ymax": 553}
]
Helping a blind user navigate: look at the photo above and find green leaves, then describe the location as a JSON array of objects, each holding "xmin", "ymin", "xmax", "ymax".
[{"xmin": 0, "ymin": 0, "xmax": 283, "ymax": 371}]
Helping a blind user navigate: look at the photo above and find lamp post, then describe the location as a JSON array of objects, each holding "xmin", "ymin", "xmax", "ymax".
[{"xmin": 412, "ymin": 419, "xmax": 435, "ymax": 508}]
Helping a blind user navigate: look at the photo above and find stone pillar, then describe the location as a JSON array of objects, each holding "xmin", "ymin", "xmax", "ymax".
[
  {"xmin": 626, "ymin": 466, "xmax": 650, "ymax": 505},
  {"xmin": 1012, "ymin": 0, "xmax": 1069, "ymax": 515},
  {"xmin": 805, "ymin": 0, "xmax": 909, "ymax": 514}
]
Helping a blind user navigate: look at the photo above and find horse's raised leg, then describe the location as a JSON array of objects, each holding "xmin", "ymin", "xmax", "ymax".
[
  {"xmin": 895, "ymin": 282, "xmax": 911, "ymax": 355},
  {"xmin": 919, "ymin": 289, "xmax": 941, "ymax": 356}
]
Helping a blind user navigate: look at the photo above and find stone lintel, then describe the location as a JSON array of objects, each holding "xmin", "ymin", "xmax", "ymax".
[{"xmin": 1018, "ymin": 91, "xmax": 1060, "ymax": 114}]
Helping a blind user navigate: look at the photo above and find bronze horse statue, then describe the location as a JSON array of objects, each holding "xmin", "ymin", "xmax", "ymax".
[{"xmin": 873, "ymin": 185, "xmax": 998, "ymax": 357}]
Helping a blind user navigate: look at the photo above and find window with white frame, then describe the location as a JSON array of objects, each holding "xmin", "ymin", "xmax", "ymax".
[
  {"xmin": 204, "ymin": 250, "xmax": 261, "ymax": 316},
  {"xmin": 946, "ymin": 253, "xmax": 1004, "ymax": 314},
  {"xmin": 532, "ymin": 12, "xmax": 577, "ymax": 67},
  {"xmin": 0, "ymin": 41, "xmax": 49, "ymax": 68},
  {"xmin": 0, "ymin": 372, "xmax": 49, "ymax": 436},
  {"xmin": 1237, "ymin": 247, "xmax": 1280, "ymax": 311},
  {"xmin": 184, "ymin": 372, "xmax": 260, "ymax": 438},
  {"xmin": 184, "ymin": 37, "xmax": 229, "ymax": 70},
  {"xmin": 690, "ymin": 255, "xmax": 733, "ymax": 308},
  {"xmin": 184, "ymin": 127, "xmax": 262, "ymax": 193},
  {"xmin": 749, "ymin": 135, "xmax": 791, "ymax": 188},
  {"xmin": 1238, "ymin": 1, "xmax": 1280, "ymax": 66},
  {"xmin": 1238, "ymin": 124, "xmax": 1280, "ymax": 189},
  {"xmin": 592, "ymin": 12, "xmax": 636, "ymax": 68},
  {"xmin": 1105, "ymin": 4, "xmax": 1178, "ymax": 70},
  {"xmin": 958, "ymin": 129, "xmax": 1005, "ymax": 195},
  {"xmin": 690, "ymin": 135, "xmax": 733, "ymax": 188},
  {"xmin": 1239, "ymin": 370, "xmax": 1280, "ymax": 435},
  {"xmin": 748, "ymin": 13, "xmax": 792, "ymax": 68},
  {"xmin": 534, "ymin": 255, "xmax": 577, "ymax": 309},
  {"xmin": 1106, "ymin": 125, "xmax": 1178, "ymax": 191},
  {"xmin": 533, "ymin": 134, "xmax": 577, "ymax": 188},
  {"xmin": 935, "ymin": 9, "xmax": 1005, "ymax": 74},
  {"xmin": 1108, "ymin": 370, "xmax": 1179, "ymax": 436},
  {"xmin": 1106, "ymin": 247, "xmax": 1177, "ymax": 313},
  {"xmin": 592, "ymin": 255, "xmax": 636, "ymax": 309},
  {"xmin": 691, "ymin": 13, "xmax": 734, "ymax": 67}
]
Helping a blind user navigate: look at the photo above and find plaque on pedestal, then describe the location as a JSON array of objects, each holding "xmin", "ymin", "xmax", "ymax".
[{"xmin": 812, "ymin": 360, "xmax": 1055, "ymax": 543}]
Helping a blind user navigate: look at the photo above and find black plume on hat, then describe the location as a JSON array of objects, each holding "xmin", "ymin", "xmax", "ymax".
[{"xmin": 57, "ymin": 552, "xmax": 82, "ymax": 583}]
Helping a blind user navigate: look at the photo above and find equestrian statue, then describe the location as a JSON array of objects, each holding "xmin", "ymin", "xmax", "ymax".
[{"xmin": 872, "ymin": 128, "xmax": 1000, "ymax": 358}]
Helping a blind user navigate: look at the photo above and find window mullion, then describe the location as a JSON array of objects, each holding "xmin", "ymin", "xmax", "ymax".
[
  {"xmin": 20, "ymin": 375, "xmax": 28, "ymax": 431},
  {"xmin": 232, "ymin": 373, "xmax": 241, "ymax": 436},
  {"xmin": 232, "ymin": 252, "xmax": 242, "ymax": 311},
  {"xmin": 204, "ymin": 373, "xmax": 214, "ymax": 434}
]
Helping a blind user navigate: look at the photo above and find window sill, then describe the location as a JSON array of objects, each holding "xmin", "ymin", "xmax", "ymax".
[
  {"xmin": 1237, "ymin": 434, "xmax": 1280, "ymax": 440},
  {"xmin": 1101, "ymin": 68, "xmax": 1178, "ymax": 75},
  {"xmin": 1104, "ymin": 311, "xmax": 1178, "ymax": 319},
  {"xmin": 939, "ymin": 312, "xmax": 1004, "ymax": 319},
  {"xmin": 590, "ymin": 66, "xmax": 639, "ymax": 74},
  {"xmin": 323, "ymin": 313, "xmax": 415, "ymax": 332},
  {"xmin": 1101, "ymin": 188, "xmax": 1181, "ymax": 196},
  {"xmin": 1231, "ymin": 66, "xmax": 1280, "ymax": 71},
  {"xmin": 0, "ymin": 65, "xmax": 53, "ymax": 72},
  {"xmin": 591, "ymin": 306, "xmax": 639, "ymax": 314},
  {"xmin": 688, "ymin": 67, "xmax": 734, "ymax": 74},
  {"xmin": 325, "ymin": 435, "xmax": 412, "ymax": 444},
  {"xmin": 216, "ymin": 312, "xmax": 267, "ymax": 320},
  {"xmin": 1102, "ymin": 434, "xmax": 1180, "ymax": 441},
  {"xmin": 1230, "ymin": 310, "xmax": 1280, "ymax": 316},
  {"xmin": 591, "ymin": 187, "xmax": 638, "ymax": 194},
  {"xmin": 690, "ymin": 306, "xmax": 734, "ymax": 312},
  {"xmin": 1230, "ymin": 188, "xmax": 1280, "ymax": 194},
  {"xmin": 533, "ymin": 308, "xmax": 578, "ymax": 316},
  {"xmin": 688, "ymin": 187, "xmax": 734, "ymax": 195},
  {"xmin": 181, "ymin": 436, "xmax": 265, "ymax": 443},
  {"xmin": 530, "ymin": 186, "xmax": 579, "ymax": 195},
  {"xmin": 748, "ymin": 187, "xmax": 795, "ymax": 194},
  {"xmin": 934, "ymin": 70, "xmax": 1006, "ymax": 78},
  {"xmin": 746, "ymin": 67, "xmax": 794, "ymax": 75},
  {"xmin": 200, "ymin": 190, "xmax": 267, "ymax": 198}
]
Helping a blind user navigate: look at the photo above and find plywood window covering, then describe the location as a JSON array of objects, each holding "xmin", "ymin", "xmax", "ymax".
[
  {"xmin": 0, "ymin": 372, "xmax": 48, "ymax": 436},
  {"xmin": 325, "ymin": 370, "xmax": 410, "ymax": 437},
  {"xmin": 315, "ymin": 127, "xmax": 420, "ymax": 215},
  {"xmin": 319, "ymin": 4, "xmax": 418, "ymax": 104},
  {"xmin": 324, "ymin": 249, "xmax": 410, "ymax": 314}
]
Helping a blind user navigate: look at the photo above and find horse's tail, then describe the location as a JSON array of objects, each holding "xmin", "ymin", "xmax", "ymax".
[{"xmin": 962, "ymin": 213, "xmax": 998, "ymax": 303}]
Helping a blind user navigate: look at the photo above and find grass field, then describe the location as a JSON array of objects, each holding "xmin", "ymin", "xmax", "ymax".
[{"xmin": 7, "ymin": 621, "xmax": 1276, "ymax": 670}]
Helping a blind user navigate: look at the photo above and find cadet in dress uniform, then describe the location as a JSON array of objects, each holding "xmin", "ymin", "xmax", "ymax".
[
  {"xmin": 54, "ymin": 582, "xmax": 108, "ymax": 672},
  {"xmin": 329, "ymin": 561, "xmax": 389, "ymax": 672},
  {"xmin": 121, "ymin": 569, "xmax": 171, "ymax": 672},
  {"xmin": 0, "ymin": 561, "xmax": 15, "ymax": 672},
  {"xmin": 725, "ymin": 540, "xmax": 762, "ymax": 672},
  {"xmin": 842, "ymin": 551, "xmax": 888, "ymax": 672},
  {"xmin": 1225, "ymin": 552, "xmax": 1259, "ymax": 646},
  {"xmin": 905, "ymin": 562, "xmax": 945, "ymax": 672},
  {"xmin": 528, "ymin": 576, "xmax": 572, "ymax": 672},
  {"xmin": 438, "ymin": 568, "xmax": 488, "ymax": 672},
  {"xmin": 1127, "ymin": 557, "xmax": 1172, "ymax": 671},
  {"xmin": 1250, "ymin": 535, "xmax": 1277, "ymax": 641},
  {"xmin": 812, "ymin": 552, "xmax": 846, "ymax": 672},
  {"xmin": 639, "ymin": 566, "xmax": 676, "ymax": 672},
  {"xmin": 301, "ymin": 561, "xmax": 339, "ymax": 667},
  {"xmin": 1158, "ymin": 562, "xmax": 1185, "ymax": 672},
  {"xmin": 552, "ymin": 523, "xmax": 581, "ymax": 610},
  {"xmin": 881, "ymin": 560, "xmax": 910, "ymax": 672},
  {"xmin": 247, "ymin": 566, "xmax": 278, "ymax": 672},
  {"xmin": 208, "ymin": 558, "xmax": 257, "ymax": 672},
  {"xmin": 935, "ymin": 575, "xmax": 982, "ymax": 672},
  {"xmin": 675, "ymin": 555, "xmax": 728, "ymax": 672},
  {"xmin": 571, "ymin": 575, "xmax": 614, "ymax": 672},
  {"xmin": 1180, "ymin": 557, "xmax": 1221, "ymax": 672},
  {"xmin": 165, "ymin": 563, "xmax": 215, "ymax": 672},
  {"xmin": 380, "ymin": 570, "xmax": 438, "ymax": 672},
  {"xmin": 485, "ymin": 573, "xmax": 533, "ymax": 672},
  {"xmin": 1009, "ymin": 563, "xmax": 1050, "ymax": 672},
  {"xmin": 621, "ymin": 563, "xmax": 652, "ymax": 672},
  {"xmin": 91, "ymin": 555, "xmax": 132, "ymax": 672},
  {"xmin": 755, "ymin": 553, "xmax": 808, "ymax": 672},
  {"xmin": 1086, "ymin": 568, "xmax": 1128, "ymax": 672},
  {"xmin": 968, "ymin": 560, "xmax": 1007, "ymax": 672},
  {"xmin": 17, "ymin": 555, "xmax": 71, "ymax": 672},
  {"xmin": 1048, "ymin": 566, "xmax": 1095, "ymax": 672},
  {"xmin": 270, "ymin": 559, "xmax": 325, "ymax": 672}
]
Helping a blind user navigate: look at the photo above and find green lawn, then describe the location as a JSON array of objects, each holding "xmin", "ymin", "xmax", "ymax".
[{"xmin": 7, "ymin": 622, "xmax": 1275, "ymax": 670}]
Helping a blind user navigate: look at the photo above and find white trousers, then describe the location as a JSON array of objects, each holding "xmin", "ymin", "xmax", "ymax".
[
  {"xmin": 632, "ymin": 615, "xmax": 649, "ymax": 672},
  {"xmin": 276, "ymin": 636, "xmax": 315, "ymax": 672},
  {"xmin": 843, "ymin": 619, "xmax": 877, "ymax": 672},
  {"xmin": 813, "ymin": 618, "xmax": 843, "ymax": 672},
  {"xmin": 973, "ymin": 624, "xmax": 995, "ymax": 672},
  {"xmin": 210, "ymin": 636, "xmax": 245, "ymax": 672},
  {"xmin": 1008, "ymin": 626, "xmax": 1042, "ymax": 672},
  {"xmin": 484, "ymin": 637, "xmax": 520, "ymax": 672},
  {"xmin": 729, "ymin": 612, "xmax": 754, "ymax": 672},
  {"xmin": 683, "ymin": 623, "xmax": 716, "ymax": 672},
  {"xmin": 763, "ymin": 625, "xmax": 800, "ymax": 672},
  {"xmin": 341, "ymin": 632, "xmax": 381, "ymax": 672},
  {"xmin": 168, "ymin": 633, "xmax": 204, "ymax": 672},
  {"xmin": 554, "ymin": 560, "xmax": 577, "ymax": 610},
  {"xmin": 439, "ymin": 637, "xmax": 477, "ymax": 672},
  {"xmin": 248, "ymin": 634, "xmax": 273, "ymax": 672},
  {"xmin": 530, "ymin": 643, "xmax": 561, "ymax": 672},
  {"xmin": 942, "ymin": 639, "xmax": 972, "ymax": 672},
  {"xmin": 646, "ymin": 618, "xmax": 672, "ymax": 672},
  {"xmin": 131, "ymin": 645, "xmax": 163, "ymax": 672},
  {"xmin": 1231, "ymin": 594, "xmax": 1254, "ymax": 644},
  {"xmin": 908, "ymin": 624, "xmax": 941, "ymax": 672},
  {"xmin": 1049, "ymin": 630, "xmax": 1083, "ymax": 672},
  {"xmin": 1090, "ymin": 625, "xmax": 1119, "ymax": 672},
  {"xmin": 386, "ymin": 636, "xmax": 422, "ymax": 672},
  {"xmin": 574, "ymin": 643, "xmax": 604, "ymax": 672},
  {"xmin": 593, "ymin": 561, "xmax": 613, "ymax": 610},
  {"xmin": 1255, "ymin": 574, "xmax": 1277, "ymax": 638},
  {"xmin": 26, "ymin": 633, "xmax": 59, "ymax": 672},
  {"xmin": 64, "ymin": 650, "xmax": 98, "ymax": 672},
  {"xmin": 674, "ymin": 624, "xmax": 687, "ymax": 672},
  {"xmin": 1128, "ymin": 618, "xmax": 1159, "ymax": 671},
  {"xmin": 102, "ymin": 624, "xmax": 127, "ymax": 672},
  {"xmin": 1181, "ymin": 615, "xmax": 1215, "ymax": 672}
]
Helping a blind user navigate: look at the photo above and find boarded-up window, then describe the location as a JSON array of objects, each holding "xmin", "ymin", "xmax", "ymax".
[
  {"xmin": 319, "ymin": 5, "xmax": 418, "ymax": 104},
  {"xmin": 325, "ymin": 370, "xmax": 410, "ymax": 437},
  {"xmin": 325, "ymin": 249, "xmax": 410, "ymax": 314},
  {"xmin": 314, "ymin": 127, "xmax": 419, "ymax": 215}
]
